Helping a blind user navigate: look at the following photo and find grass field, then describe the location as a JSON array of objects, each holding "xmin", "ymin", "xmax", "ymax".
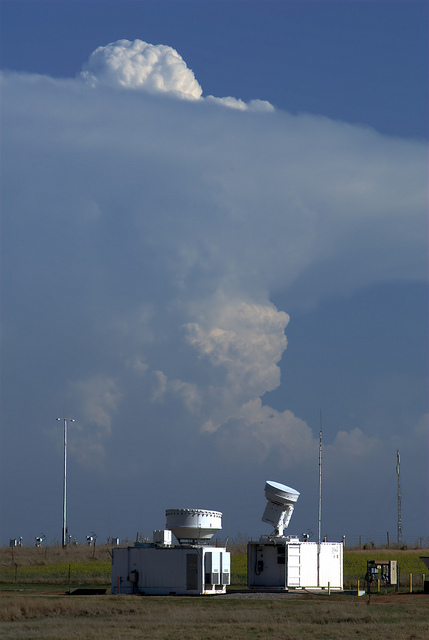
[
  {"xmin": 344, "ymin": 548, "xmax": 429, "ymax": 588},
  {"xmin": 2, "ymin": 544, "xmax": 428, "ymax": 588},
  {"xmin": 1, "ymin": 592, "xmax": 429, "ymax": 639},
  {"xmin": 1, "ymin": 545, "xmax": 429, "ymax": 639}
]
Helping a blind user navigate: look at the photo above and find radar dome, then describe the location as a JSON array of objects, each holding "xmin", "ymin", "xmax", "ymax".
[{"xmin": 165, "ymin": 508, "xmax": 222, "ymax": 543}]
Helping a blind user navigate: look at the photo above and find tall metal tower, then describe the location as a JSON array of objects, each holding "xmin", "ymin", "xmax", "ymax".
[
  {"xmin": 318, "ymin": 412, "xmax": 322, "ymax": 546},
  {"xmin": 396, "ymin": 450, "xmax": 402, "ymax": 545},
  {"xmin": 317, "ymin": 412, "xmax": 323, "ymax": 588},
  {"xmin": 57, "ymin": 417, "xmax": 75, "ymax": 548}
]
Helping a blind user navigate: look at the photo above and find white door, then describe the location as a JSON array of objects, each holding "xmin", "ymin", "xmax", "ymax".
[{"xmin": 287, "ymin": 544, "xmax": 301, "ymax": 587}]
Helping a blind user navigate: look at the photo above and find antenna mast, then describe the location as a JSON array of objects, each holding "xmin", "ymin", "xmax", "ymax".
[
  {"xmin": 317, "ymin": 411, "xmax": 323, "ymax": 588},
  {"xmin": 318, "ymin": 411, "xmax": 322, "ymax": 545},
  {"xmin": 396, "ymin": 450, "xmax": 402, "ymax": 545},
  {"xmin": 57, "ymin": 417, "xmax": 75, "ymax": 548}
]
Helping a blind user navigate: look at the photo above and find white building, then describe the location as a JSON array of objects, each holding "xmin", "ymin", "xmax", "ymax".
[{"xmin": 111, "ymin": 509, "xmax": 230, "ymax": 595}]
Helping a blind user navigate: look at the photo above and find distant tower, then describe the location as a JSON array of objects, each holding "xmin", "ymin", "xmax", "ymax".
[
  {"xmin": 396, "ymin": 450, "xmax": 402, "ymax": 545},
  {"xmin": 318, "ymin": 413, "xmax": 322, "ymax": 546},
  {"xmin": 57, "ymin": 417, "xmax": 75, "ymax": 548}
]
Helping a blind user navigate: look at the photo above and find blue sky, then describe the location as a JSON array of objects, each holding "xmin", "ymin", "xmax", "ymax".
[{"xmin": 0, "ymin": 0, "xmax": 428, "ymax": 547}]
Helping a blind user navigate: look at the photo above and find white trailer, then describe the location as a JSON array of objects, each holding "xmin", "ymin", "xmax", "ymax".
[
  {"xmin": 111, "ymin": 543, "xmax": 230, "ymax": 595},
  {"xmin": 247, "ymin": 482, "xmax": 343, "ymax": 591},
  {"xmin": 248, "ymin": 539, "xmax": 343, "ymax": 591}
]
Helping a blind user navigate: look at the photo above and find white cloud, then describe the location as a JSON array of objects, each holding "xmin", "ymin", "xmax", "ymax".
[
  {"xmin": 67, "ymin": 375, "xmax": 122, "ymax": 465},
  {"xmin": 80, "ymin": 39, "xmax": 203, "ymax": 99},
  {"xmin": 185, "ymin": 300, "xmax": 288, "ymax": 392},
  {"xmin": 151, "ymin": 370, "xmax": 168, "ymax": 402},
  {"xmin": 213, "ymin": 399, "xmax": 317, "ymax": 466},
  {"xmin": 79, "ymin": 39, "xmax": 275, "ymax": 112},
  {"xmin": 212, "ymin": 401, "xmax": 386, "ymax": 474},
  {"xmin": 1, "ymin": 39, "xmax": 427, "ymax": 490},
  {"xmin": 179, "ymin": 299, "xmax": 289, "ymax": 432},
  {"xmin": 151, "ymin": 371, "xmax": 201, "ymax": 414},
  {"xmin": 205, "ymin": 95, "xmax": 274, "ymax": 112},
  {"xmin": 328, "ymin": 427, "xmax": 379, "ymax": 460},
  {"xmin": 71, "ymin": 375, "xmax": 122, "ymax": 431},
  {"xmin": 413, "ymin": 413, "xmax": 429, "ymax": 439}
]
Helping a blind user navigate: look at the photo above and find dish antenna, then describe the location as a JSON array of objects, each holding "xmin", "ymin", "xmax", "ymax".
[{"xmin": 262, "ymin": 481, "xmax": 300, "ymax": 537}]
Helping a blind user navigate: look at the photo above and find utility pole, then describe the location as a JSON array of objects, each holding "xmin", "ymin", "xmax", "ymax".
[
  {"xmin": 396, "ymin": 450, "xmax": 402, "ymax": 545},
  {"xmin": 318, "ymin": 412, "xmax": 322, "ymax": 545},
  {"xmin": 317, "ymin": 411, "xmax": 322, "ymax": 588},
  {"xmin": 57, "ymin": 417, "xmax": 75, "ymax": 548}
]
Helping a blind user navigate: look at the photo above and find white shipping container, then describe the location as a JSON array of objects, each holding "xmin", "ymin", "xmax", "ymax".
[
  {"xmin": 248, "ymin": 540, "xmax": 343, "ymax": 591},
  {"xmin": 112, "ymin": 544, "xmax": 230, "ymax": 595}
]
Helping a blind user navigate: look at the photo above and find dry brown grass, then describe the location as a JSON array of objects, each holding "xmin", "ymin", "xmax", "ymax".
[{"xmin": 0, "ymin": 593, "xmax": 429, "ymax": 639}]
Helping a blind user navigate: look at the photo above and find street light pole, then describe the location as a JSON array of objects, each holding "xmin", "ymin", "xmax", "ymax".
[
  {"xmin": 57, "ymin": 417, "xmax": 75, "ymax": 548},
  {"xmin": 396, "ymin": 450, "xmax": 402, "ymax": 545}
]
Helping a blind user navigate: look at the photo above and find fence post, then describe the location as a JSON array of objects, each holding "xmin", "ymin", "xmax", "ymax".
[
  {"xmin": 409, "ymin": 574, "xmax": 412, "ymax": 593},
  {"xmin": 357, "ymin": 579, "xmax": 360, "ymax": 594},
  {"xmin": 328, "ymin": 582, "xmax": 331, "ymax": 596}
]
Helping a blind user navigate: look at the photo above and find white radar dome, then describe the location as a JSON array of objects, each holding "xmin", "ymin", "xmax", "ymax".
[
  {"xmin": 262, "ymin": 481, "xmax": 300, "ymax": 537},
  {"xmin": 165, "ymin": 508, "xmax": 222, "ymax": 543}
]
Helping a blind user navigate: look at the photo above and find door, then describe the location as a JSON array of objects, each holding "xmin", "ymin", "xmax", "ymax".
[
  {"xmin": 287, "ymin": 544, "xmax": 301, "ymax": 587},
  {"xmin": 186, "ymin": 553, "xmax": 198, "ymax": 590}
]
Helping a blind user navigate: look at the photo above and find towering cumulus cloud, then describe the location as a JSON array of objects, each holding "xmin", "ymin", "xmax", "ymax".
[
  {"xmin": 80, "ymin": 39, "xmax": 273, "ymax": 110},
  {"xmin": 80, "ymin": 39, "xmax": 203, "ymax": 99},
  {"xmin": 1, "ymin": 39, "xmax": 427, "ymax": 535}
]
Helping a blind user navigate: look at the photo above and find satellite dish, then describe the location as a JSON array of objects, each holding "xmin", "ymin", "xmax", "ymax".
[
  {"xmin": 262, "ymin": 481, "xmax": 300, "ymax": 537},
  {"xmin": 165, "ymin": 508, "xmax": 222, "ymax": 543}
]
